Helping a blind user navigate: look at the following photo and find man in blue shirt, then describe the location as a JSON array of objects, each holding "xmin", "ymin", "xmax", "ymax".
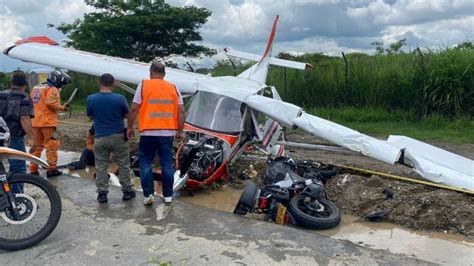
[{"xmin": 87, "ymin": 73, "xmax": 135, "ymax": 203}]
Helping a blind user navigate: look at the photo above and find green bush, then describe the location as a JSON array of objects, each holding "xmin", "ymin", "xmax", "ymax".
[
  {"xmin": 263, "ymin": 47, "xmax": 474, "ymax": 118},
  {"xmin": 0, "ymin": 72, "xmax": 10, "ymax": 88},
  {"xmin": 62, "ymin": 72, "xmax": 134, "ymax": 105},
  {"xmin": 210, "ymin": 47, "xmax": 474, "ymax": 118}
]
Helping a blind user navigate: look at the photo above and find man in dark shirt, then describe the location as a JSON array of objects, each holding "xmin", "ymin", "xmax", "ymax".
[
  {"xmin": 86, "ymin": 73, "xmax": 135, "ymax": 203},
  {"xmin": 0, "ymin": 71, "xmax": 35, "ymax": 192}
]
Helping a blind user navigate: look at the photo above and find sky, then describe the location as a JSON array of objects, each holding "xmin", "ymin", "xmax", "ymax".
[{"xmin": 0, "ymin": 0, "xmax": 473, "ymax": 71}]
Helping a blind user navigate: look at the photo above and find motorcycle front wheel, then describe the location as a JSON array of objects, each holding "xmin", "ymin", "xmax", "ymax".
[
  {"xmin": 0, "ymin": 173, "xmax": 62, "ymax": 251},
  {"xmin": 288, "ymin": 194, "xmax": 341, "ymax": 230}
]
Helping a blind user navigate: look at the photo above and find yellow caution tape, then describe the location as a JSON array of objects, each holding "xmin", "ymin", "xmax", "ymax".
[{"xmin": 335, "ymin": 164, "xmax": 474, "ymax": 195}]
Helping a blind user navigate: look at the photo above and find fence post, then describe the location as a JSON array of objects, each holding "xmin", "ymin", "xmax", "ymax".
[
  {"xmin": 342, "ymin": 52, "xmax": 348, "ymax": 90},
  {"xmin": 341, "ymin": 52, "xmax": 350, "ymax": 104}
]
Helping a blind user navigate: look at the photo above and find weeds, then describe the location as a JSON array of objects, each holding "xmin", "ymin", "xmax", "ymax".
[
  {"xmin": 261, "ymin": 47, "xmax": 473, "ymax": 118},
  {"xmin": 307, "ymin": 107, "xmax": 474, "ymax": 143}
]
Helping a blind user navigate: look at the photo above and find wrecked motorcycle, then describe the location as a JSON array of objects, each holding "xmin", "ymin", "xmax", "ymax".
[
  {"xmin": 234, "ymin": 157, "xmax": 341, "ymax": 230},
  {"xmin": 0, "ymin": 118, "xmax": 61, "ymax": 251},
  {"xmin": 173, "ymin": 134, "xmax": 226, "ymax": 191}
]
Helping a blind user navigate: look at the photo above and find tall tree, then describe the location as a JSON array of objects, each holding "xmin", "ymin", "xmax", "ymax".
[
  {"xmin": 371, "ymin": 41, "xmax": 385, "ymax": 55},
  {"xmin": 53, "ymin": 0, "xmax": 215, "ymax": 62}
]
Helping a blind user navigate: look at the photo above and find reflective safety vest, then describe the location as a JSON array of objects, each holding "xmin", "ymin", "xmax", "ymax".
[{"xmin": 138, "ymin": 79, "xmax": 179, "ymax": 131}]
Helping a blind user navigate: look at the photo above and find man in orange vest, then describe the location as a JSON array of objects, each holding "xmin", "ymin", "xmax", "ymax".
[
  {"xmin": 127, "ymin": 62, "xmax": 185, "ymax": 205},
  {"xmin": 29, "ymin": 70, "xmax": 70, "ymax": 177}
]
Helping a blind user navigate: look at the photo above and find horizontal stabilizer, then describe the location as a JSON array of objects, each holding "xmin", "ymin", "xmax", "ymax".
[{"xmin": 224, "ymin": 48, "xmax": 313, "ymax": 70}]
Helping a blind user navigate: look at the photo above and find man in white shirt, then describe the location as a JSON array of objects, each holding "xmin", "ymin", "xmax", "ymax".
[{"xmin": 127, "ymin": 62, "xmax": 185, "ymax": 205}]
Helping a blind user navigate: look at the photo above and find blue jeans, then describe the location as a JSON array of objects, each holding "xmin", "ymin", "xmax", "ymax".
[
  {"xmin": 8, "ymin": 136, "xmax": 26, "ymax": 193},
  {"xmin": 139, "ymin": 136, "xmax": 174, "ymax": 198}
]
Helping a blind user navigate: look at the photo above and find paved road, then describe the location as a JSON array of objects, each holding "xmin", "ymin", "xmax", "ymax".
[{"xmin": 1, "ymin": 175, "xmax": 431, "ymax": 265}]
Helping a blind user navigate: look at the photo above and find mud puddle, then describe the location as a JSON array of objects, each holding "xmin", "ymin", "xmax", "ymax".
[
  {"xmin": 319, "ymin": 215, "xmax": 474, "ymax": 265},
  {"xmin": 178, "ymin": 185, "xmax": 243, "ymax": 213},
  {"xmin": 174, "ymin": 184, "xmax": 474, "ymax": 265},
  {"xmin": 165, "ymin": 178, "xmax": 474, "ymax": 265}
]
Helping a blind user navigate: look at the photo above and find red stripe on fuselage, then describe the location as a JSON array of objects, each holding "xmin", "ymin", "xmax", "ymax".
[{"xmin": 262, "ymin": 121, "xmax": 279, "ymax": 147}]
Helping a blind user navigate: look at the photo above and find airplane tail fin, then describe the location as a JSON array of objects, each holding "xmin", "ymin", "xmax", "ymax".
[
  {"xmin": 225, "ymin": 15, "xmax": 312, "ymax": 84},
  {"xmin": 258, "ymin": 14, "xmax": 279, "ymax": 66}
]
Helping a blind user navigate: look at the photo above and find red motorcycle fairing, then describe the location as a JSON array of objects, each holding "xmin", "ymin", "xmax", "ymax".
[{"xmin": 181, "ymin": 124, "xmax": 240, "ymax": 190}]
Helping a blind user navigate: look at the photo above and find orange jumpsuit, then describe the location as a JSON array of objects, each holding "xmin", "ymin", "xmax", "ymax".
[{"xmin": 29, "ymin": 83, "xmax": 66, "ymax": 172}]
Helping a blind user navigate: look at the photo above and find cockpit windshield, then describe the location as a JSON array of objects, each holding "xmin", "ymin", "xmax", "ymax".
[{"xmin": 186, "ymin": 91, "xmax": 243, "ymax": 134}]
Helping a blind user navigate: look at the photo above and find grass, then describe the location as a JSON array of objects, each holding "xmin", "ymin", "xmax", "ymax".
[
  {"xmin": 266, "ymin": 47, "xmax": 474, "ymax": 118},
  {"xmin": 308, "ymin": 107, "xmax": 474, "ymax": 144},
  {"xmin": 70, "ymin": 101, "xmax": 87, "ymax": 113}
]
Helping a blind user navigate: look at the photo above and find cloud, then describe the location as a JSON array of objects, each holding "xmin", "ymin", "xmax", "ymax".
[
  {"xmin": 382, "ymin": 16, "xmax": 474, "ymax": 48},
  {"xmin": 347, "ymin": 0, "xmax": 474, "ymax": 26},
  {"xmin": 0, "ymin": 14, "xmax": 27, "ymax": 48},
  {"xmin": 0, "ymin": 0, "xmax": 94, "ymax": 44},
  {"xmin": 1, "ymin": 0, "xmax": 473, "ymax": 71},
  {"xmin": 169, "ymin": 0, "xmax": 473, "ymax": 56}
]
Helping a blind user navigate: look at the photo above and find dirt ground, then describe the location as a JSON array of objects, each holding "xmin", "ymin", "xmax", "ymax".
[
  {"xmin": 58, "ymin": 113, "xmax": 474, "ymax": 238},
  {"xmin": 57, "ymin": 113, "xmax": 92, "ymax": 152}
]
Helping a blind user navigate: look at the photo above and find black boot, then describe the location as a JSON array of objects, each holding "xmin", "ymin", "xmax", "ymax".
[
  {"xmin": 97, "ymin": 192, "xmax": 108, "ymax": 203},
  {"xmin": 46, "ymin": 170, "xmax": 63, "ymax": 178},
  {"xmin": 122, "ymin": 190, "xmax": 136, "ymax": 201}
]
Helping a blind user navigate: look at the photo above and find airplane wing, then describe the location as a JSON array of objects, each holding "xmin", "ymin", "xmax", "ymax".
[
  {"xmin": 246, "ymin": 95, "xmax": 474, "ymax": 191},
  {"xmin": 4, "ymin": 39, "xmax": 206, "ymax": 94}
]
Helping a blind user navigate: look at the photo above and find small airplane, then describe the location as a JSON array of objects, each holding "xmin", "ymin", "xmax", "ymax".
[{"xmin": 3, "ymin": 15, "xmax": 473, "ymax": 192}]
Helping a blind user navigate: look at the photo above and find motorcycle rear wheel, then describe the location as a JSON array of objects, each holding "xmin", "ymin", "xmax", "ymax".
[
  {"xmin": 288, "ymin": 194, "xmax": 340, "ymax": 230},
  {"xmin": 233, "ymin": 181, "xmax": 258, "ymax": 215},
  {"xmin": 0, "ymin": 173, "xmax": 62, "ymax": 251}
]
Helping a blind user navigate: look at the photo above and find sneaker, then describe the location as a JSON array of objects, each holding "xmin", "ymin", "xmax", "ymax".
[
  {"xmin": 122, "ymin": 190, "xmax": 136, "ymax": 201},
  {"xmin": 30, "ymin": 171, "xmax": 39, "ymax": 176},
  {"xmin": 46, "ymin": 170, "xmax": 63, "ymax": 178},
  {"xmin": 163, "ymin": 196, "xmax": 172, "ymax": 204},
  {"xmin": 143, "ymin": 194, "xmax": 155, "ymax": 205},
  {"xmin": 97, "ymin": 192, "xmax": 108, "ymax": 203}
]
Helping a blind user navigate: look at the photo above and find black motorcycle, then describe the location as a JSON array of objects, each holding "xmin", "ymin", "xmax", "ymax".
[{"xmin": 234, "ymin": 157, "xmax": 341, "ymax": 230}]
